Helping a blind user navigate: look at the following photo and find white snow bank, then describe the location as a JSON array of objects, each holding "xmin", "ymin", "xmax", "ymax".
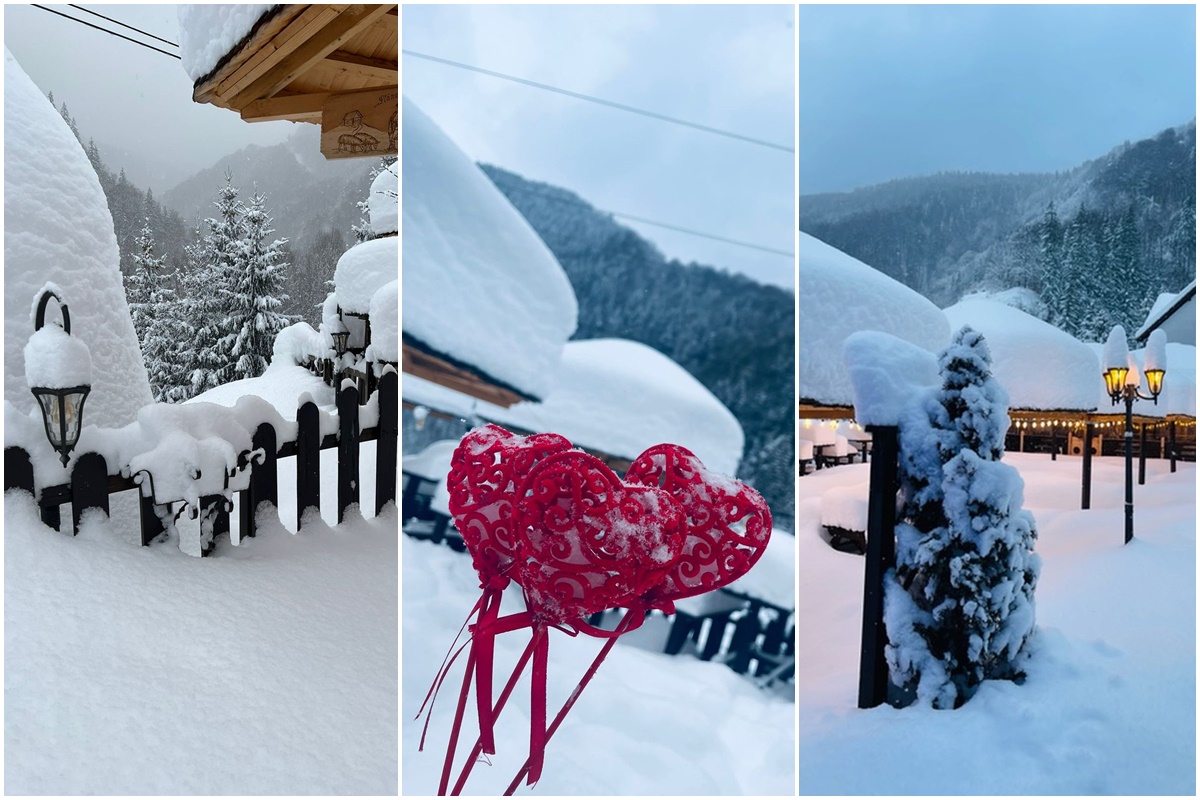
[
  {"xmin": 366, "ymin": 280, "xmax": 398, "ymax": 363},
  {"xmin": 403, "ymin": 339, "xmax": 744, "ymax": 475},
  {"xmin": 944, "ymin": 297, "xmax": 1099, "ymax": 411},
  {"xmin": 726, "ymin": 530, "xmax": 795, "ymax": 609},
  {"xmin": 800, "ymin": 233, "xmax": 949, "ymax": 407},
  {"xmin": 820, "ymin": 483, "xmax": 869, "ymax": 532},
  {"xmin": 402, "ymin": 97, "xmax": 577, "ymax": 400},
  {"xmin": 334, "ymin": 236, "xmax": 396, "ymax": 315},
  {"xmin": 177, "ymin": 4, "xmax": 277, "ymax": 82},
  {"xmin": 842, "ymin": 331, "xmax": 940, "ymax": 426},
  {"xmin": 4, "ymin": 49, "xmax": 152, "ymax": 428},
  {"xmin": 369, "ymin": 161, "xmax": 398, "ymax": 236},
  {"xmin": 401, "ymin": 439, "xmax": 456, "ymax": 481}
]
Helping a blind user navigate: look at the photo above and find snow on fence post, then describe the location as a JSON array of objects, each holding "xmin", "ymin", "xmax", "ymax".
[
  {"xmin": 5, "ymin": 447, "xmax": 34, "ymax": 496},
  {"xmin": 1081, "ymin": 422, "xmax": 1094, "ymax": 509},
  {"xmin": 1138, "ymin": 423, "xmax": 1148, "ymax": 485},
  {"xmin": 338, "ymin": 383, "xmax": 360, "ymax": 523},
  {"xmin": 297, "ymin": 400, "xmax": 321, "ymax": 528},
  {"xmin": 858, "ymin": 424, "xmax": 898, "ymax": 710},
  {"xmin": 71, "ymin": 452, "xmax": 108, "ymax": 534},
  {"xmin": 138, "ymin": 486, "xmax": 164, "ymax": 547},
  {"xmin": 375, "ymin": 369, "xmax": 398, "ymax": 514}
]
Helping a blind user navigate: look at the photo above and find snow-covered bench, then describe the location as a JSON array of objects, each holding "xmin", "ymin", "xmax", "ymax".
[
  {"xmin": 798, "ymin": 439, "xmax": 815, "ymax": 475},
  {"xmin": 820, "ymin": 483, "xmax": 870, "ymax": 553}
]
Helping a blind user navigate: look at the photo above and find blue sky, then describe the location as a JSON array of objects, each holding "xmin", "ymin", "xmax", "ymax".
[
  {"xmin": 404, "ymin": 4, "xmax": 795, "ymax": 291},
  {"xmin": 800, "ymin": 4, "xmax": 1196, "ymax": 194}
]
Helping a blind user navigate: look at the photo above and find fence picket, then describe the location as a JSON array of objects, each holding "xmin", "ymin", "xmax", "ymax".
[
  {"xmin": 376, "ymin": 370, "xmax": 398, "ymax": 514},
  {"xmin": 71, "ymin": 452, "xmax": 109, "ymax": 534},
  {"xmin": 297, "ymin": 401, "xmax": 321, "ymax": 528},
  {"xmin": 338, "ymin": 384, "xmax": 360, "ymax": 523}
]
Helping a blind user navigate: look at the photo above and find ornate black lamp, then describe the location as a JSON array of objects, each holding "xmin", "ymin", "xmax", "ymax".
[
  {"xmin": 331, "ymin": 317, "xmax": 351, "ymax": 357},
  {"xmin": 1102, "ymin": 326, "xmax": 1167, "ymax": 544},
  {"xmin": 27, "ymin": 289, "xmax": 92, "ymax": 467}
]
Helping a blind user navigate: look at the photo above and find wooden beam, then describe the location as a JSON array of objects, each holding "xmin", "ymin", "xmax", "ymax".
[
  {"xmin": 402, "ymin": 342, "xmax": 527, "ymax": 409},
  {"xmin": 322, "ymin": 50, "xmax": 398, "ymax": 83},
  {"xmin": 228, "ymin": 4, "xmax": 396, "ymax": 109},
  {"xmin": 240, "ymin": 92, "xmax": 329, "ymax": 123},
  {"xmin": 321, "ymin": 86, "xmax": 397, "ymax": 158},
  {"xmin": 193, "ymin": 5, "xmax": 307, "ymax": 104}
]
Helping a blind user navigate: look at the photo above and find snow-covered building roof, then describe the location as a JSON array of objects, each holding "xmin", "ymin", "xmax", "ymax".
[
  {"xmin": 799, "ymin": 233, "xmax": 949, "ymax": 409},
  {"xmin": 1135, "ymin": 280, "xmax": 1196, "ymax": 345},
  {"xmin": 178, "ymin": 4, "xmax": 277, "ymax": 83},
  {"xmin": 404, "ymin": 339, "xmax": 744, "ymax": 476},
  {"xmin": 4, "ymin": 49, "xmax": 153, "ymax": 429},
  {"xmin": 944, "ymin": 298, "xmax": 1100, "ymax": 412},
  {"xmin": 402, "ymin": 97, "xmax": 578, "ymax": 403}
]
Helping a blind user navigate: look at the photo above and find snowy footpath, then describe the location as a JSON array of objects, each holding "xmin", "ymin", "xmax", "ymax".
[
  {"xmin": 402, "ymin": 538, "xmax": 796, "ymax": 795},
  {"xmin": 798, "ymin": 453, "xmax": 1195, "ymax": 794},
  {"xmin": 4, "ymin": 442, "xmax": 398, "ymax": 794}
]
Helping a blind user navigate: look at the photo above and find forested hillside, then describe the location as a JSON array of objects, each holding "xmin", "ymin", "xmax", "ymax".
[
  {"xmin": 482, "ymin": 165, "xmax": 796, "ymax": 530},
  {"xmin": 801, "ymin": 122, "xmax": 1196, "ymax": 340}
]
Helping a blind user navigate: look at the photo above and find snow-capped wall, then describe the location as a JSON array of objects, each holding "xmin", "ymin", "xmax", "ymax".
[
  {"xmin": 4, "ymin": 49, "xmax": 153, "ymax": 428},
  {"xmin": 402, "ymin": 97, "xmax": 578, "ymax": 401},
  {"xmin": 800, "ymin": 233, "xmax": 949, "ymax": 407},
  {"xmin": 405, "ymin": 339, "xmax": 744, "ymax": 475},
  {"xmin": 178, "ymin": 4, "xmax": 277, "ymax": 83},
  {"xmin": 334, "ymin": 237, "xmax": 395, "ymax": 315},
  {"xmin": 944, "ymin": 298, "xmax": 1099, "ymax": 411},
  {"xmin": 369, "ymin": 162, "xmax": 398, "ymax": 236}
]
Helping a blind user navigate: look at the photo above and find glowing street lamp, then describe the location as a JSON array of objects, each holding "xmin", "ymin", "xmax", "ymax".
[
  {"xmin": 25, "ymin": 289, "xmax": 92, "ymax": 467},
  {"xmin": 1102, "ymin": 326, "xmax": 1167, "ymax": 544}
]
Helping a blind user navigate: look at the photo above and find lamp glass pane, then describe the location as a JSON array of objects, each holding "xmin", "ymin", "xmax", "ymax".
[
  {"xmin": 34, "ymin": 392, "xmax": 63, "ymax": 446},
  {"xmin": 1145, "ymin": 369, "xmax": 1165, "ymax": 397}
]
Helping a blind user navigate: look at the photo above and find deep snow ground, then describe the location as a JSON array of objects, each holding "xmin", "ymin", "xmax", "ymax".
[
  {"xmin": 798, "ymin": 453, "xmax": 1195, "ymax": 794},
  {"xmin": 5, "ymin": 431, "xmax": 397, "ymax": 794}
]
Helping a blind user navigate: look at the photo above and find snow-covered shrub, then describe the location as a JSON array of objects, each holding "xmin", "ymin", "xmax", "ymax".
[{"xmin": 887, "ymin": 326, "xmax": 1040, "ymax": 708}]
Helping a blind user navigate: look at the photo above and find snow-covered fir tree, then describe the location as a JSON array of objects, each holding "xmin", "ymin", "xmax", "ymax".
[
  {"xmin": 189, "ymin": 173, "xmax": 243, "ymax": 394},
  {"xmin": 224, "ymin": 190, "xmax": 294, "ymax": 380},
  {"xmin": 125, "ymin": 219, "xmax": 161, "ymax": 345},
  {"xmin": 888, "ymin": 326, "xmax": 1040, "ymax": 709}
]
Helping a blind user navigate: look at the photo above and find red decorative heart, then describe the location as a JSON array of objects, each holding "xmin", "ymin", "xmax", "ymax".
[
  {"xmin": 515, "ymin": 451, "xmax": 685, "ymax": 624},
  {"xmin": 625, "ymin": 444, "xmax": 772, "ymax": 604},
  {"xmin": 447, "ymin": 425, "xmax": 572, "ymax": 587}
]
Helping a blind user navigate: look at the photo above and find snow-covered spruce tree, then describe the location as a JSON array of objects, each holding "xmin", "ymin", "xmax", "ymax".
[
  {"xmin": 189, "ymin": 173, "xmax": 244, "ymax": 394},
  {"xmin": 887, "ymin": 326, "xmax": 1040, "ymax": 708},
  {"xmin": 224, "ymin": 190, "xmax": 294, "ymax": 381},
  {"xmin": 125, "ymin": 219, "xmax": 160, "ymax": 345}
]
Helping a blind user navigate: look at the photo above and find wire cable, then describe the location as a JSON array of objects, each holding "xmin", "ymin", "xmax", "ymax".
[
  {"xmin": 403, "ymin": 49, "xmax": 793, "ymax": 154},
  {"xmin": 67, "ymin": 4, "xmax": 179, "ymax": 48},
  {"xmin": 30, "ymin": 5, "xmax": 181, "ymax": 59},
  {"xmin": 489, "ymin": 173, "xmax": 794, "ymax": 259}
]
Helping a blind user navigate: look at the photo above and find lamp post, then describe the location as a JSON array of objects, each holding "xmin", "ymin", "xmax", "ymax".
[
  {"xmin": 1102, "ymin": 326, "xmax": 1167, "ymax": 544},
  {"xmin": 25, "ymin": 289, "xmax": 92, "ymax": 466}
]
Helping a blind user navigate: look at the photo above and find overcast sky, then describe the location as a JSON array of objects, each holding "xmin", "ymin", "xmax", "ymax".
[
  {"xmin": 403, "ymin": 4, "xmax": 795, "ymax": 291},
  {"xmin": 800, "ymin": 4, "xmax": 1197, "ymax": 195},
  {"xmin": 4, "ymin": 4, "xmax": 295, "ymax": 191}
]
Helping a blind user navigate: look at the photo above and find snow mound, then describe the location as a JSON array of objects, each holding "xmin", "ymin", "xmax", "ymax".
[
  {"xmin": 402, "ymin": 439, "xmax": 456, "ymax": 481},
  {"xmin": 403, "ymin": 339, "xmax": 744, "ymax": 475},
  {"xmin": 369, "ymin": 161, "xmax": 398, "ymax": 236},
  {"xmin": 23, "ymin": 323, "xmax": 93, "ymax": 390},
  {"xmin": 177, "ymin": 4, "xmax": 277, "ymax": 83},
  {"xmin": 843, "ymin": 331, "xmax": 940, "ymax": 426},
  {"xmin": 800, "ymin": 233, "xmax": 949, "ymax": 407},
  {"xmin": 334, "ymin": 237, "xmax": 395, "ymax": 315},
  {"xmin": 944, "ymin": 298, "xmax": 1098, "ymax": 411},
  {"xmin": 366, "ymin": 280, "xmax": 398, "ymax": 363},
  {"xmin": 402, "ymin": 97, "xmax": 577, "ymax": 400},
  {"xmin": 4, "ymin": 49, "xmax": 152, "ymax": 428}
]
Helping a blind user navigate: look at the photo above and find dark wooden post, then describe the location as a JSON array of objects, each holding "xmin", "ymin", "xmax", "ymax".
[
  {"xmin": 1138, "ymin": 422, "xmax": 1147, "ymax": 486},
  {"xmin": 338, "ymin": 383, "xmax": 360, "ymax": 523},
  {"xmin": 1081, "ymin": 422, "xmax": 1094, "ymax": 510},
  {"xmin": 726, "ymin": 604, "xmax": 761, "ymax": 675},
  {"xmin": 247, "ymin": 423, "xmax": 278, "ymax": 538},
  {"xmin": 376, "ymin": 370, "xmax": 398, "ymax": 514},
  {"xmin": 1170, "ymin": 420, "xmax": 1178, "ymax": 473},
  {"xmin": 139, "ymin": 493, "xmax": 164, "ymax": 547},
  {"xmin": 297, "ymin": 400, "xmax": 321, "ymax": 528},
  {"xmin": 5, "ymin": 446, "xmax": 34, "ymax": 495},
  {"xmin": 859, "ymin": 425, "xmax": 898, "ymax": 709},
  {"xmin": 71, "ymin": 452, "xmax": 108, "ymax": 534}
]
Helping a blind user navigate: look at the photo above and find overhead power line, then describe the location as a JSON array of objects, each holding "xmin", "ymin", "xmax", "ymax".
[
  {"xmin": 31, "ymin": 4, "xmax": 181, "ymax": 59},
  {"xmin": 403, "ymin": 49, "xmax": 793, "ymax": 154},
  {"xmin": 489, "ymin": 173, "xmax": 794, "ymax": 260},
  {"xmin": 67, "ymin": 4, "xmax": 179, "ymax": 48}
]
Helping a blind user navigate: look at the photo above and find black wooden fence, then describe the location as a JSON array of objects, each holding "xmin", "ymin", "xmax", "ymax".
[{"xmin": 4, "ymin": 372, "xmax": 398, "ymax": 557}]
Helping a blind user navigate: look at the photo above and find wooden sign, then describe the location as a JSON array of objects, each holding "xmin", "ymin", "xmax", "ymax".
[{"xmin": 321, "ymin": 85, "xmax": 398, "ymax": 160}]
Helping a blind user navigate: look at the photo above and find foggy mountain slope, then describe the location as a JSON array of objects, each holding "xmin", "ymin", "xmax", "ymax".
[
  {"xmin": 162, "ymin": 126, "xmax": 375, "ymax": 251},
  {"xmin": 481, "ymin": 164, "xmax": 796, "ymax": 531},
  {"xmin": 800, "ymin": 121, "xmax": 1196, "ymax": 310}
]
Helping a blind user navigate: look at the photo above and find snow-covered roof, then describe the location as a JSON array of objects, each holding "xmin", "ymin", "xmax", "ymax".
[
  {"xmin": 178, "ymin": 5, "xmax": 277, "ymax": 83},
  {"xmin": 1135, "ymin": 280, "xmax": 1196, "ymax": 345},
  {"xmin": 369, "ymin": 162, "xmax": 398, "ymax": 236},
  {"xmin": 943, "ymin": 298, "xmax": 1100, "ymax": 412},
  {"xmin": 404, "ymin": 338, "xmax": 744, "ymax": 476},
  {"xmin": 799, "ymin": 233, "xmax": 949, "ymax": 408},
  {"xmin": 334, "ymin": 237, "xmax": 395, "ymax": 315},
  {"xmin": 4, "ymin": 49, "xmax": 152, "ymax": 429},
  {"xmin": 402, "ymin": 97, "xmax": 577, "ymax": 401}
]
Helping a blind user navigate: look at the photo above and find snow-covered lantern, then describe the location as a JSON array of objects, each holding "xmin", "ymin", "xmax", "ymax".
[
  {"xmin": 1102, "ymin": 326, "xmax": 1131, "ymax": 403},
  {"xmin": 24, "ymin": 289, "xmax": 92, "ymax": 466},
  {"xmin": 330, "ymin": 316, "xmax": 351, "ymax": 357},
  {"xmin": 1104, "ymin": 325, "xmax": 1166, "ymax": 404},
  {"xmin": 1143, "ymin": 329, "xmax": 1168, "ymax": 400}
]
